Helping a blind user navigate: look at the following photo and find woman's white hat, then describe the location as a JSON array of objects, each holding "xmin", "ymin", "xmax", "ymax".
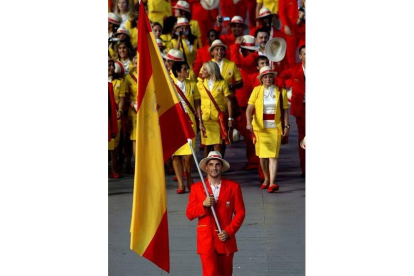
[
  {"xmin": 230, "ymin": 16, "xmax": 247, "ymax": 28},
  {"xmin": 208, "ymin": 39, "xmax": 228, "ymax": 52},
  {"xmin": 108, "ymin": 13, "xmax": 121, "ymax": 25},
  {"xmin": 257, "ymin": 7, "xmax": 274, "ymax": 19},
  {"xmin": 200, "ymin": 0, "xmax": 219, "ymax": 10},
  {"xmin": 174, "ymin": 17, "xmax": 191, "ymax": 29},
  {"xmin": 199, "ymin": 151, "xmax": 230, "ymax": 172},
  {"xmin": 173, "ymin": 0, "xmax": 191, "ymax": 12},
  {"xmin": 114, "ymin": 61, "xmax": 125, "ymax": 77},
  {"xmin": 257, "ymin": 66, "xmax": 277, "ymax": 81},
  {"xmin": 115, "ymin": 27, "xmax": 130, "ymax": 38},
  {"xmin": 240, "ymin": 35, "xmax": 259, "ymax": 51},
  {"xmin": 162, "ymin": 49, "xmax": 185, "ymax": 61}
]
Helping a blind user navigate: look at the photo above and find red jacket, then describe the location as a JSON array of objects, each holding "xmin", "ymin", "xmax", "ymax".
[
  {"xmin": 108, "ymin": 82, "xmax": 118, "ymax": 141},
  {"xmin": 186, "ymin": 178, "xmax": 246, "ymax": 255},
  {"xmin": 279, "ymin": 63, "xmax": 305, "ymax": 117},
  {"xmin": 193, "ymin": 45, "xmax": 211, "ymax": 77}
]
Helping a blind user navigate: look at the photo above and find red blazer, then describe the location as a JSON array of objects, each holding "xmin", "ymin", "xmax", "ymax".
[
  {"xmin": 193, "ymin": 45, "xmax": 211, "ymax": 77},
  {"xmin": 280, "ymin": 63, "xmax": 305, "ymax": 117},
  {"xmin": 186, "ymin": 178, "xmax": 246, "ymax": 255},
  {"xmin": 108, "ymin": 82, "xmax": 118, "ymax": 141}
]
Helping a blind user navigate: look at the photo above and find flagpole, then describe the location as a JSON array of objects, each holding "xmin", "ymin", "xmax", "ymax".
[{"xmin": 187, "ymin": 139, "xmax": 223, "ymax": 233}]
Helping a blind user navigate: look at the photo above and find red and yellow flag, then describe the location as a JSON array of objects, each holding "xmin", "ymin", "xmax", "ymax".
[{"xmin": 130, "ymin": 2, "xmax": 195, "ymax": 273}]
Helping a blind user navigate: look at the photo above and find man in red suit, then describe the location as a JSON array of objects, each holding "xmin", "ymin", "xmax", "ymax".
[
  {"xmin": 187, "ymin": 151, "xmax": 246, "ymax": 276},
  {"xmin": 280, "ymin": 45, "xmax": 306, "ymax": 177}
]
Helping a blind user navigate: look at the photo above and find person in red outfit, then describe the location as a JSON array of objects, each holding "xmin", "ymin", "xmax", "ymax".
[
  {"xmin": 278, "ymin": 0, "xmax": 305, "ymax": 66},
  {"xmin": 186, "ymin": 151, "xmax": 245, "ymax": 276},
  {"xmin": 188, "ymin": 0, "xmax": 219, "ymax": 46},
  {"xmin": 220, "ymin": 0, "xmax": 247, "ymax": 22},
  {"xmin": 250, "ymin": 7, "xmax": 286, "ymax": 41},
  {"xmin": 279, "ymin": 44, "xmax": 305, "ymax": 177},
  {"xmin": 215, "ymin": 15, "xmax": 247, "ymax": 53},
  {"xmin": 193, "ymin": 29, "xmax": 219, "ymax": 77}
]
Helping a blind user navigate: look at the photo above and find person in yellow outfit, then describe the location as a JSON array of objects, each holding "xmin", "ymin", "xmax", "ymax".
[
  {"xmin": 146, "ymin": 0, "xmax": 172, "ymax": 26},
  {"xmin": 114, "ymin": 40, "xmax": 135, "ymax": 75},
  {"xmin": 120, "ymin": 55, "xmax": 138, "ymax": 156},
  {"xmin": 170, "ymin": 18, "xmax": 200, "ymax": 70},
  {"xmin": 108, "ymin": 60, "xmax": 126, "ymax": 178},
  {"xmin": 114, "ymin": 0, "xmax": 133, "ymax": 28},
  {"xmin": 246, "ymin": 66, "xmax": 289, "ymax": 193},
  {"xmin": 125, "ymin": 13, "xmax": 138, "ymax": 49},
  {"xmin": 163, "ymin": 49, "xmax": 197, "ymax": 81},
  {"xmin": 197, "ymin": 61, "xmax": 233, "ymax": 157},
  {"xmin": 173, "ymin": 1, "xmax": 203, "ymax": 48},
  {"xmin": 170, "ymin": 61, "xmax": 201, "ymax": 194},
  {"xmin": 256, "ymin": 0, "xmax": 280, "ymax": 28}
]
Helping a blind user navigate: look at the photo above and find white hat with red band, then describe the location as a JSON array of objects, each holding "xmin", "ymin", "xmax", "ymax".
[
  {"xmin": 240, "ymin": 35, "xmax": 260, "ymax": 51},
  {"xmin": 174, "ymin": 17, "xmax": 191, "ymax": 29},
  {"xmin": 108, "ymin": 13, "xmax": 121, "ymax": 25},
  {"xmin": 162, "ymin": 49, "xmax": 185, "ymax": 61},
  {"xmin": 208, "ymin": 39, "xmax": 228, "ymax": 52},
  {"xmin": 173, "ymin": 0, "xmax": 191, "ymax": 12},
  {"xmin": 199, "ymin": 151, "xmax": 230, "ymax": 172},
  {"xmin": 257, "ymin": 7, "xmax": 274, "ymax": 19},
  {"xmin": 257, "ymin": 66, "xmax": 277, "ymax": 80},
  {"xmin": 156, "ymin": 38, "xmax": 164, "ymax": 47},
  {"xmin": 115, "ymin": 27, "xmax": 130, "ymax": 37},
  {"xmin": 114, "ymin": 61, "xmax": 125, "ymax": 77},
  {"xmin": 230, "ymin": 15, "xmax": 247, "ymax": 28}
]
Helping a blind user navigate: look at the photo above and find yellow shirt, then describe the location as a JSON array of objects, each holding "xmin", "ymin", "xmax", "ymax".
[
  {"xmin": 257, "ymin": 0, "xmax": 279, "ymax": 14},
  {"xmin": 197, "ymin": 79, "xmax": 231, "ymax": 121},
  {"xmin": 120, "ymin": 72, "xmax": 138, "ymax": 117},
  {"xmin": 170, "ymin": 38, "xmax": 200, "ymax": 69},
  {"xmin": 248, "ymin": 85, "xmax": 288, "ymax": 132},
  {"xmin": 111, "ymin": 78, "xmax": 126, "ymax": 105}
]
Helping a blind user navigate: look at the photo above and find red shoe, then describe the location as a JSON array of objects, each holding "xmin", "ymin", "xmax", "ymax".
[
  {"xmin": 176, "ymin": 187, "xmax": 186, "ymax": 194},
  {"xmin": 268, "ymin": 184, "xmax": 279, "ymax": 193},
  {"xmin": 110, "ymin": 172, "xmax": 120, "ymax": 179},
  {"xmin": 260, "ymin": 182, "xmax": 269, "ymax": 189}
]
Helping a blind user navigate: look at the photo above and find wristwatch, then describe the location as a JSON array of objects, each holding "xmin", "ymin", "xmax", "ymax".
[
  {"xmin": 284, "ymin": 124, "xmax": 290, "ymax": 129},
  {"xmin": 228, "ymin": 117, "xmax": 234, "ymax": 121}
]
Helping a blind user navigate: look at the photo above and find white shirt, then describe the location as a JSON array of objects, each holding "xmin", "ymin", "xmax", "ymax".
[
  {"xmin": 215, "ymin": 59, "xmax": 224, "ymax": 74},
  {"xmin": 263, "ymin": 85, "xmax": 276, "ymax": 129},
  {"xmin": 121, "ymin": 59, "xmax": 130, "ymax": 75},
  {"xmin": 108, "ymin": 76, "xmax": 113, "ymax": 83},
  {"xmin": 210, "ymin": 182, "xmax": 221, "ymax": 201},
  {"xmin": 175, "ymin": 79, "xmax": 188, "ymax": 113},
  {"xmin": 207, "ymin": 79, "xmax": 215, "ymax": 92}
]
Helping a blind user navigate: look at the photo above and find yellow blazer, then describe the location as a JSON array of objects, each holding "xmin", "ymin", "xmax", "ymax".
[
  {"xmin": 111, "ymin": 78, "xmax": 126, "ymax": 105},
  {"xmin": 199, "ymin": 59, "xmax": 242, "ymax": 86},
  {"xmin": 174, "ymin": 79, "xmax": 200, "ymax": 126},
  {"xmin": 197, "ymin": 79, "xmax": 231, "ymax": 121},
  {"xmin": 189, "ymin": 19, "xmax": 203, "ymax": 48},
  {"xmin": 247, "ymin": 85, "xmax": 288, "ymax": 132},
  {"xmin": 120, "ymin": 72, "xmax": 138, "ymax": 117}
]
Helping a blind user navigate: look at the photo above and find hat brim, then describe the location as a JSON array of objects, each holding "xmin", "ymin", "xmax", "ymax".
[
  {"xmin": 173, "ymin": 23, "xmax": 191, "ymax": 29},
  {"xmin": 241, "ymin": 45, "xmax": 260, "ymax": 51},
  {"xmin": 199, "ymin": 157, "xmax": 230, "ymax": 173},
  {"xmin": 256, "ymin": 13, "xmax": 274, "ymax": 20},
  {"xmin": 209, "ymin": 44, "xmax": 227, "ymax": 52},
  {"xmin": 257, "ymin": 71, "xmax": 277, "ymax": 80}
]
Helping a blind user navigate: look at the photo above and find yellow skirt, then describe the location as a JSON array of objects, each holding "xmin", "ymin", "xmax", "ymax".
[
  {"xmin": 201, "ymin": 120, "xmax": 221, "ymax": 146},
  {"xmin": 108, "ymin": 120, "xmax": 122, "ymax": 150},
  {"xmin": 254, "ymin": 128, "xmax": 281, "ymax": 158}
]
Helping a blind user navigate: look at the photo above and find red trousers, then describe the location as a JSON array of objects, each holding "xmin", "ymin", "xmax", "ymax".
[
  {"xmin": 295, "ymin": 103, "xmax": 306, "ymax": 174},
  {"xmin": 200, "ymin": 251, "xmax": 234, "ymax": 276}
]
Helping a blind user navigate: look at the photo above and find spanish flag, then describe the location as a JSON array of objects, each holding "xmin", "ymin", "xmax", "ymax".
[{"xmin": 130, "ymin": 1, "xmax": 195, "ymax": 273}]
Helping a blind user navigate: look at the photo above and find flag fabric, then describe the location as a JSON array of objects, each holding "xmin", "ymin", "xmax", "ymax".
[{"xmin": 129, "ymin": 1, "xmax": 195, "ymax": 273}]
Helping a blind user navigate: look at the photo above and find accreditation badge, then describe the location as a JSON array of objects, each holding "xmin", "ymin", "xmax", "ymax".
[{"xmin": 226, "ymin": 201, "xmax": 231, "ymax": 208}]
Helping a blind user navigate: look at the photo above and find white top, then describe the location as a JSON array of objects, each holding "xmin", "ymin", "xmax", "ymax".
[
  {"xmin": 207, "ymin": 79, "xmax": 215, "ymax": 92},
  {"xmin": 175, "ymin": 79, "xmax": 188, "ymax": 113},
  {"xmin": 184, "ymin": 39, "xmax": 194, "ymax": 52},
  {"xmin": 121, "ymin": 59, "xmax": 130, "ymax": 75},
  {"xmin": 215, "ymin": 59, "xmax": 224, "ymax": 73},
  {"xmin": 210, "ymin": 182, "xmax": 221, "ymax": 201},
  {"xmin": 263, "ymin": 85, "xmax": 276, "ymax": 129},
  {"xmin": 108, "ymin": 76, "xmax": 113, "ymax": 83},
  {"xmin": 120, "ymin": 13, "xmax": 130, "ymax": 29}
]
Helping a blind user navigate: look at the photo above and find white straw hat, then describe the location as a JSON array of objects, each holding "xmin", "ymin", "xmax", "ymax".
[
  {"xmin": 200, "ymin": 0, "xmax": 219, "ymax": 10},
  {"xmin": 230, "ymin": 16, "xmax": 247, "ymax": 28},
  {"xmin": 173, "ymin": 0, "xmax": 191, "ymax": 12},
  {"xmin": 162, "ymin": 49, "xmax": 185, "ymax": 61},
  {"xmin": 114, "ymin": 61, "xmax": 125, "ymax": 77},
  {"xmin": 240, "ymin": 35, "xmax": 259, "ymax": 51},
  {"xmin": 199, "ymin": 151, "xmax": 230, "ymax": 173},
  {"xmin": 257, "ymin": 66, "xmax": 277, "ymax": 81},
  {"xmin": 174, "ymin": 17, "xmax": 191, "ymax": 29},
  {"xmin": 257, "ymin": 7, "xmax": 274, "ymax": 19},
  {"xmin": 108, "ymin": 13, "xmax": 121, "ymax": 25},
  {"xmin": 115, "ymin": 27, "xmax": 130, "ymax": 38},
  {"xmin": 208, "ymin": 39, "xmax": 228, "ymax": 52}
]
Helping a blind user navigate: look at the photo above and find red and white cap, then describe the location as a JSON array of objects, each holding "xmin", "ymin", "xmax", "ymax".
[
  {"xmin": 230, "ymin": 15, "xmax": 247, "ymax": 28},
  {"xmin": 114, "ymin": 61, "xmax": 125, "ymax": 77},
  {"xmin": 115, "ymin": 27, "xmax": 130, "ymax": 37},
  {"xmin": 208, "ymin": 39, "xmax": 227, "ymax": 52},
  {"xmin": 173, "ymin": 0, "xmax": 191, "ymax": 12},
  {"xmin": 108, "ymin": 12, "xmax": 121, "ymax": 25},
  {"xmin": 240, "ymin": 35, "xmax": 259, "ymax": 51},
  {"xmin": 174, "ymin": 17, "xmax": 190, "ymax": 29},
  {"xmin": 199, "ymin": 151, "xmax": 230, "ymax": 172},
  {"xmin": 257, "ymin": 7, "xmax": 274, "ymax": 19},
  {"xmin": 162, "ymin": 49, "xmax": 184, "ymax": 61},
  {"xmin": 257, "ymin": 66, "xmax": 277, "ymax": 80}
]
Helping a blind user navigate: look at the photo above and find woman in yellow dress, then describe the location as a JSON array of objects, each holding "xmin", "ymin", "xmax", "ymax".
[
  {"xmin": 197, "ymin": 61, "xmax": 233, "ymax": 157},
  {"xmin": 170, "ymin": 18, "xmax": 200, "ymax": 70},
  {"xmin": 171, "ymin": 61, "xmax": 201, "ymax": 193},
  {"xmin": 246, "ymin": 66, "xmax": 290, "ymax": 193},
  {"xmin": 108, "ymin": 60, "xmax": 126, "ymax": 178},
  {"xmin": 120, "ymin": 55, "xmax": 138, "ymax": 156}
]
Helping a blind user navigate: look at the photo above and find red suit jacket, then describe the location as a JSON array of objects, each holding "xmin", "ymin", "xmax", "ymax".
[
  {"xmin": 108, "ymin": 82, "xmax": 118, "ymax": 141},
  {"xmin": 193, "ymin": 45, "xmax": 211, "ymax": 77},
  {"xmin": 280, "ymin": 63, "xmax": 305, "ymax": 117},
  {"xmin": 186, "ymin": 178, "xmax": 246, "ymax": 255}
]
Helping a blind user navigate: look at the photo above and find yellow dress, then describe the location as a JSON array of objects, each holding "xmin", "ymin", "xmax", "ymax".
[
  {"xmin": 120, "ymin": 71, "xmax": 138, "ymax": 140},
  {"xmin": 173, "ymin": 79, "xmax": 200, "ymax": 155},
  {"xmin": 197, "ymin": 79, "xmax": 230, "ymax": 145},
  {"xmin": 170, "ymin": 38, "xmax": 199, "ymax": 69},
  {"xmin": 247, "ymin": 85, "xmax": 288, "ymax": 158},
  {"xmin": 109, "ymin": 78, "xmax": 126, "ymax": 150}
]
